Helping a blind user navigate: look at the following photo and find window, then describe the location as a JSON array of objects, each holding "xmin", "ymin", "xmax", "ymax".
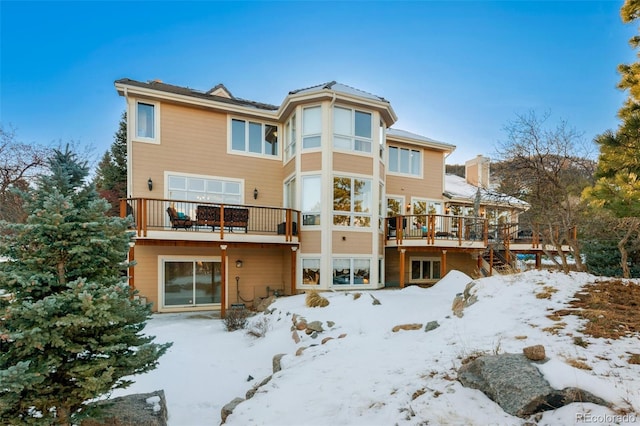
[
  {"xmin": 333, "ymin": 176, "xmax": 372, "ymax": 227},
  {"xmin": 332, "ymin": 258, "xmax": 370, "ymax": 285},
  {"xmin": 411, "ymin": 199, "xmax": 443, "ymax": 231},
  {"xmin": 388, "ymin": 146, "xmax": 421, "ymax": 176},
  {"xmin": 302, "ymin": 106, "xmax": 321, "ymax": 149},
  {"xmin": 285, "ymin": 114, "xmax": 296, "ymax": 160},
  {"xmin": 302, "ymin": 175, "xmax": 321, "ymax": 225},
  {"xmin": 168, "ymin": 174, "xmax": 242, "ymax": 205},
  {"xmin": 410, "ymin": 257, "xmax": 441, "ymax": 282},
  {"xmin": 135, "ymin": 101, "xmax": 159, "ymax": 142},
  {"xmin": 284, "ymin": 177, "xmax": 296, "ymax": 209},
  {"xmin": 231, "ymin": 118, "xmax": 278, "ymax": 156},
  {"xmin": 333, "ymin": 107, "xmax": 372, "ymax": 153},
  {"xmin": 163, "ymin": 260, "xmax": 221, "ymax": 306},
  {"xmin": 302, "ymin": 258, "xmax": 320, "ymax": 285}
]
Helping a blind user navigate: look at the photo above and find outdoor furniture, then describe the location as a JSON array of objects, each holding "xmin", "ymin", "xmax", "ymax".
[
  {"xmin": 196, "ymin": 205, "xmax": 249, "ymax": 232},
  {"xmin": 196, "ymin": 205, "xmax": 220, "ymax": 230},
  {"xmin": 166, "ymin": 207, "xmax": 193, "ymax": 229}
]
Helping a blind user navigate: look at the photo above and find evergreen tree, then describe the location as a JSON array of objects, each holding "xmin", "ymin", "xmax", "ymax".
[
  {"xmin": 95, "ymin": 112, "xmax": 127, "ymax": 216},
  {"xmin": 582, "ymin": 0, "xmax": 640, "ymax": 277},
  {"xmin": 0, "ymin": 146, "xmax": 171, "ymax": 425}
]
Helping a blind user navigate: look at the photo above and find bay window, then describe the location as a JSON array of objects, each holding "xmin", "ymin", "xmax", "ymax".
[
  {"xmin": 302, "ymin": 106, "xmax": 321, "ymax": 149},
  {"xmin": 333, "ymin": 107, "xmax": 372, "ymax": 153},
  {"xmin": 333, "ymin": 176, "xmax": 372, "ymax": 227},
  {"xmin": 302, "ymin": 175, "xmax": 321, "ymax": 225},
  {"xmin": 285, "ymin": 114, "xmax": 296, "ymax": 160},
  {"xmin": 302, "ymin": 258, "xmax": 320, "ymax": 285},
  {"xmin": 332, "ymin": 258, "xmax": 370, "ymax": 285}
]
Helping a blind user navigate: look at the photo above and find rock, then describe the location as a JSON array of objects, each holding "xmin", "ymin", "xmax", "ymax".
[
  {"xmin": 246, "ymin": 376, "xmax": 272, "ymax": 400},
  {"xmin": 327, "ymin": 321, "xmax": 335, "ymax": 328},
  {"xmin": 310, "ymin": 331, "xmax": 318, "ymax": 339},
  {"xmin": 246, "ymin": 375, "xmax": 254, "ymax": 382},
  {"xmin": 291, "ymin": 330, "xmax": 300, "ymax": 344},
  {"xmin": 338, "ymin": 333, "xmax": 347, "ymax": 339},
  {"xmin": 451, "ymin": 294, "xmax": 465, "ymax": 318},
  {"xmin": 81, "ymin": 390, "xmax": 168, "ymax": 426},
  {"xmin": 458, "ymin": 353, "xmax": 611, "ymax": 417},
  {"xmin": 254, "ymin": 295, "xmax": 276, "ymax": 312},
  {"xmin": 295, "ymin": 320, "xmax": 307, "ymax": 330},
  {"xmin": 295, "ymin": 346, "xmax": 306, "ymax": 356},
  {"xmin": 306, "ymin": 321, "xmax": 324, "ymax": 332},
  {"xmin": 321, "ymin": 337, "xmax": 333, "ymax": 345},
  {"xmin": 392, "ymin": 323, "xmax": 423, "ymax": 332},
  {"xmin": 272, "ymin": 353, "xmax": 285, "ymax": 373},
  {"xmin": 523, "ymin": 345, "xmax": 546, "ymax": 361},
  {"xmin": 370, "ymin": 294, "xmax": 381, "ymax": 305},
  {"xmin": 424, "ymin": 321, "xmax": 440, "ymax": 332},
  {"xmin": 220, "ymin": 397, "xmax": 244, "ymax": 424}
]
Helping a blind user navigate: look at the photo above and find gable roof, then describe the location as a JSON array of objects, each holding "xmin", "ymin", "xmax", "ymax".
[
  {"xmin": 444, "ymin": 174, "xmax": 529, "ymax": 210},
  {"xmin": 387, "ymin": 128, "xmax": 456, "ymax": 152},
  {"xmin": 114, "ymin": 78, "xmax": 279, "ymax": 111}
]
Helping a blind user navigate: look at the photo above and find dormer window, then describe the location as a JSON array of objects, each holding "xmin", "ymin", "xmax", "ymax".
[{"xmin": 333, "ymin": 107, "xmax": 372, "ymax": 153}]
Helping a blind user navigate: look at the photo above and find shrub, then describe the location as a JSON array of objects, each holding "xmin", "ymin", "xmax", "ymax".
[
  {"xmin": 306, "ymin": 291, "xmax": 329, "ymax": 308},
  {"xmin": 224, "ymin": 307, "xmax": 249, "ymax": 331}
]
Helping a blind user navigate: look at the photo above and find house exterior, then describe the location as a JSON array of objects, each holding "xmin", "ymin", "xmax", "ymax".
[{"xmin": 114, "ymin": 79, "xmax": 535, "ymax": 315}]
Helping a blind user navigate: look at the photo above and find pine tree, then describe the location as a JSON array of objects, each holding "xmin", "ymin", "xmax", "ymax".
[
  {"xmin": 0, "ymin": 146, "xmax": 171, "ymax": 425},
  {"xmin": 95, "ymin": 112, "xmax": 128, "ymax": 216},
  {"xmin": 582, "ymin": 0, "xmax": 640, "ymax": 277}
]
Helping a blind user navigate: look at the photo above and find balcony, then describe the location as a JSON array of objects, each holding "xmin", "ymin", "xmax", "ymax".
[
  {"xmin": 120, "ymin": 198, "xmax": 300, "ymax": 244},
  {"xmin": 384, "ymin": 214, "xmax": 488, "ymax": 249}
]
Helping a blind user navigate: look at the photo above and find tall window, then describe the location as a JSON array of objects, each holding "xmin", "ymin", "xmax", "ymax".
[
  {"xmin": 302, "ymin": 106, "xmax": 321, "ymax": 149},
  {"xmin": 163, "ymin": 260, "xmax": 221, "ymax": 306},
  {"xmin": 285, "ymin": 114, "xmax": 296, "ymax": 160},
  {"xmin": 231, "ymin": 119, "xmax": 278, "ymax": 156},
  {"xmin": 333, "ymin": 176, "xmax": 372, "ymax": 227},
  {"xmin": 332, "ymin": 258, "xmax": 370, "ymax": 285},
  {"xmin": 136, "ymin": 101, "xmax": 157, "ymax": 141},
  {"xmin": 388, "ymin": 146, "xmax": 421, "ymax": 176},
  {"xmin": 333, "ymin": 107, "xmax": 372, "ymax": 153},
  {"xmin": 284, "ymin": 177, "xmax": 296, "ymax": 209},
  {"xmin": 410, "ymin": 257, "xmax": 441, "ymax": 282},
  {"xmin": 302, "ymin": 175, "xmax": 321, "ymax": 225},
  {"xmin": 302, "ymin": 258, "xmax": 320, "ymax": 285}
]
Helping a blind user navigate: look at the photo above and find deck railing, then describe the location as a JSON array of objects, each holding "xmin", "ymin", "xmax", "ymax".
[
  {"xmin": 120, "ymin": 198, "xmax": 300, "ymax": 241},
  {"xmin": 384, "ymin": 214, "xmax": 488, "ymax": 245}
]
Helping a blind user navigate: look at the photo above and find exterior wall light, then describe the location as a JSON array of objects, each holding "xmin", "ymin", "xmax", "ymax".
[
  {"xmin": 253, "ymin": 188, "xmax": 258, "ymax": 200},
  {"xmin": 147, "ymin": 178, "xmax": 153, "ymax": 191},
  {"xmin": 236, "ymin": 260, "xmax": 243, "ymax": 268}
]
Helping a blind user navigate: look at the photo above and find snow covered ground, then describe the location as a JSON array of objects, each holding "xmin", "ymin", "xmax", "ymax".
[{"xmin": 110, "ymin": 270, "xmax": 640, "ymax": 425}]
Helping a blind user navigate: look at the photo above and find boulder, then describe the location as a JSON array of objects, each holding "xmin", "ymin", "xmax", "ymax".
[
  {"xmin": 458, "ymin": 353, "xmax": 611, "ymax": 417},
  {"xmin": 523, "ymin": 345, "xmax": 546, "ymax": 361},
  {"xmin": 424, "ymin": 321, "xmax": 440, "ymax": 332},
  {"xmin": 272, "ymin": 353, "xmax": 285, "ymax": 373},
  {"xmin": 220, "ymin": 397, "xmax": 244, "ymax": 424},
  {"xmin": 392, "ymin": 323, "xmax": 423, "ymax": 332},
  {"xmin": 254, "ymin": 296, "xmax": 276, "ymax": 312},
  {"xmin": 306, "ymin": 321, "xmax": 324, "ymax": 332},
  {"xmin": 82, "ymin": 390, "xmax": 168, "ymax": 426}
]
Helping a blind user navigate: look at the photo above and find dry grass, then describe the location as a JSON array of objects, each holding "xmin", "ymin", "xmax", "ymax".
[
  {"xmin": 536, "ymin": 286, "xmax": 559, "ymax": 299},
  {"xmin": 306, "ymin": 291, "xmax": 330, "ymax": 308},
  {"xmin": 352, "ymin": 292, "xmax": 362, "ymax": 300},
  {"xmin": 514, "ymin": 335, "xmax": 528, "ymax": 340},
  {"xmin": 563, "ymin": 356, "xmax": 592, "ymax": 370},
  {"xmin": 542, "ymin": 322, "xmax": 567, "ymax": 335},
  {"xmin": 411, "ymin": 388, "xmax": 426, "ymax": 400},
  {"xmin": 629, "ymin": 353, "xmax": 640, "ymax": 365},
  {"xmin": 551, "ymin": 279, "xmax": 640, "ymax": 339}
]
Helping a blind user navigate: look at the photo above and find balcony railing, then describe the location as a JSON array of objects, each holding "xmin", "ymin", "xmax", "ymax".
[
  {"xmin": 385, "ymin": 214, "xmax": 488, "ymax": 245},
  {"xmin": 120, "ymin": 198, "xmax": 300, "ymax": 241}
]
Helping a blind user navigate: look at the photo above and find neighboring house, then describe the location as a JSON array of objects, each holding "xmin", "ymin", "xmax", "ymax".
[{"xmin": 114, "ymin": 79, "xmax": 540, "ymax": 315}]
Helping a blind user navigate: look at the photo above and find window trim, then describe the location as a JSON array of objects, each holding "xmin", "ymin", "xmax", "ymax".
[
  {"xmin": 387, "ymin": 145, "xmax": 423, "ymax": 178},
  {"xmin": 332, "ymin": 175, "xmax": 373, "ymax": 228},
  {"xmin": 333, "ymin": 106, "xmax": 373, "ymax": 154},
  {"xmin": 284, "ymin": 113, "xmax": 297, "ymax": 162},
  {"xmin": 228, "ymin": 116, "xmax": 280, "ymax": 159},
  {"xmin": 302, "ymin": 105, "xmax": 322, "ymax": 150},
  {"xmin": 301, "ymin": 174, "xmax": 322, "ymax": 227},
  {"xmin": 132, "ymin": 100, "xmax": 161, "ymax": 144},
  {"xmin": 409, "ymin": 256, "xmax": 442, "ymax": 283},
  {"xmin": 301, "ymin": 257, "xmax": 321, "ymax": 286},
  {"xmin": 158, "ymin": 255, "xmax": 222, "ymax": 311}
]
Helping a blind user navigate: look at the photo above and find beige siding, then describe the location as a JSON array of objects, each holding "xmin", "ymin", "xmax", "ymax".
[
  {"xmin": 301, "ymin": 152, "xmax": 322, "ymax": 172},
  {"xmin": 385, "ymin": 148, "xmax": 444, "ymax": 201},
  {"xmin": 131, "ymin": 102, "xmax": 284, "ymax": 207},
  {"xmin": 331, "ymin": 231, "xmax": 373, "ymax": 254},
  {"xmin": 132, "ymin": 244, "xmax": 290, "ymax": 312},
  {"xmin": 300, "ymin": 230, "xmax": 321, "ymax": 253},
  {"xmin": 333, "ymin": 153, "xmax": 373, "ymax": 175},
  {"xmin": 384, "ymin": 248, "xmax": 480, "ymax": 287},
  {"xmin": 283, "ymin": 159, "xmax": 295, "ymax": 180}
]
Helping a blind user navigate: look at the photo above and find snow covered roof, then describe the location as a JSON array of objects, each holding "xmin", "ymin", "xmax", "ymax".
[
  {"xmin": 387, "ymin": 128, "xmax": 456, "ymax": 152},
  {"xmin": 289, "ymin": 81, "xmax": 388, "ymax": 103},
  {"xmin": 444, "ymin": 174, "xmax": 529, "ymax": 209}
]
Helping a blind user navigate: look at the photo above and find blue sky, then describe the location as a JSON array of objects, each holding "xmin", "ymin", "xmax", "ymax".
[{"xmin": 1, "ymin": 1, "xmax": 635, "ymax": 165}]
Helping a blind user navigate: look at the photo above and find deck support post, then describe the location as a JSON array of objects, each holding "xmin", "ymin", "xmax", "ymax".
[
  {"xmin": 399, "ymin": 249, "xmax": 406, "ymax": 288},
  {"xmin": 290, "ymin": 246, "xmax": 298, "ymax": 295},
  {"xmin": 220, "ymin": 244, "xmax": 227, "ymax": 318},
  {"xmin": 441, "ymin": 250, "xmax": 447, "ymax": 277}
]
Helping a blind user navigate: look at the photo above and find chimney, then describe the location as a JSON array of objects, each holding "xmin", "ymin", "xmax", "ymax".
[{"xmin": 465, "ymin": 155, "xmax": 490, "ymax": 188}]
